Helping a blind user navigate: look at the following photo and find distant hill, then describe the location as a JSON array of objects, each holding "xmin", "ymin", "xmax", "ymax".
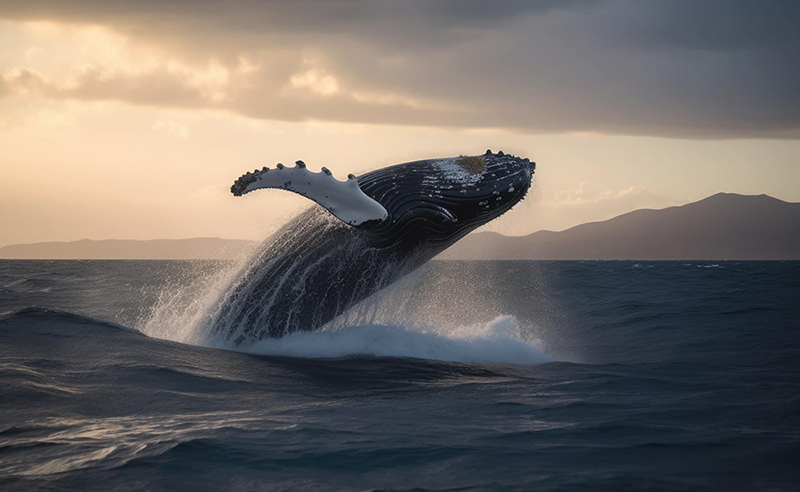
[
  {"xmin": 441, "ymin": 193, "xmax": 800, "ymax": 260},
  {"xmin": 0, "ymin": 238, "xmax": 256, "ymax": 260},
  {"xmin": 3, "ymin": 193, "xmax": 798, "ymax": 260}
]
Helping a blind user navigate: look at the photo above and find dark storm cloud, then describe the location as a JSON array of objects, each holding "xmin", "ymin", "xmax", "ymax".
[{"xmin": 1, "ymin": 0, "xmax": 798, "ymax": 138}]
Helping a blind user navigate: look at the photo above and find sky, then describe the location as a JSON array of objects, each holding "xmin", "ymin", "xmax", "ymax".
[{"xmin": 1, "ymin": 0, "xmax": 799, "ymax": 246}]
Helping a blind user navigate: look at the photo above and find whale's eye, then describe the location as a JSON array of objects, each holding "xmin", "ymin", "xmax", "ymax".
[{"xmin": 457, "ymin": 155, "xmax": 485, "ymax": 175}]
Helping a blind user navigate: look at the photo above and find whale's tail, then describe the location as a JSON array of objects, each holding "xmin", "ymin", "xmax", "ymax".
[{"xmin": 231, "ymin": 161, "xmax": 388, "ymax": 227}]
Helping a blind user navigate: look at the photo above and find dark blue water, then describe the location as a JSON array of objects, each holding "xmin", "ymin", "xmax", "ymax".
[{"xmin": 1, "ymin": 260, "xmax": 798, "ymax": 491}]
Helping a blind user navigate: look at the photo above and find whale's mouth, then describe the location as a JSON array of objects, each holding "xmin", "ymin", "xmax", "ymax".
[{"xmin": 429, "ymin": 150, "xmax": 535, "ymax": 213}]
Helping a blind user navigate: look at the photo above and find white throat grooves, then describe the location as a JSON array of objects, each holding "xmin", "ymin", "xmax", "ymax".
[{"xmin": 241, "ymin": 163, "xmax": 388, "ymax": 226}]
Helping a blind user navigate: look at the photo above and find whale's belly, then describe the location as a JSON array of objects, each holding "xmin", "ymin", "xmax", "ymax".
[{"xmin": 207, "ymin": 209, "xmax": 423, "ymax": 343}]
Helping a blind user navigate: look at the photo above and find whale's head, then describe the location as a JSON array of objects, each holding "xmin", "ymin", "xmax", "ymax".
[
  {"xmin": 230, "ymin": 150, "xmax": 534, "ymax": 254},
  {"xmin": 357, "ymin": 150, "xmax": 535, "ymax": 252}
]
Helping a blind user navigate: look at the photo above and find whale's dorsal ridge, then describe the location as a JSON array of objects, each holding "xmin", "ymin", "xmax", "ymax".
[{"xmin": 230, "ymin": 162, "xmax": 388, "ymax": 227}]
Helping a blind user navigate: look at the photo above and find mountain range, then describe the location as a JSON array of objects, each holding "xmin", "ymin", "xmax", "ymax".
[
  {"xmin": 442, "ymin": 193, "xmax": 800, "ymax": 260},
  {"xmin": 1, "ymin": 193, "xmax": 798, "ymax": 260}
]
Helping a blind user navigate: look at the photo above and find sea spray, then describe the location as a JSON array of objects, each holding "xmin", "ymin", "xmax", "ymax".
[
  {"xmin": 135, "ymin": 256, "xmax": 252, "ymax": 345},
  {"xmin": 246, "ymin": 316, "xmax": 551, "ymax": 364},
  {"xmin": 135, "ymin": 200, "xmax": 552, "ymax": 364},
  {"xmin": 135, "ymin": 213, "xmax": 385, "ymax": 346},
  {"xmin": 136, "ymin": 244, "xmax": 551, "ymax": 364}
]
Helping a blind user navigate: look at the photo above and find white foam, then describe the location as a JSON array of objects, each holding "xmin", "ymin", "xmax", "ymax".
[
  {"xmin": 136, "ymin": 255, "xmax": 252, "ymax": 345},
  {"xmin": 136, "ymin": 235, "xmax": 553, "ymax": 366},
  {"xmin": 245, "ymin": 315, "xmax": 551, "ymax": 365}
]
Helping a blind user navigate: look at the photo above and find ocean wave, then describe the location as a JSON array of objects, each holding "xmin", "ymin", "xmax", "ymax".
[
  {"xmin": 0, "ymin": 307, "xmax": 136, "ymax": 333},
  {"xmin": 245, "ymin": 315, "xmax": 552, "ymax": 365}
]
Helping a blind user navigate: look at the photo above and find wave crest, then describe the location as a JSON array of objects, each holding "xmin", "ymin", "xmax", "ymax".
[{"xmin": 246, "ymin": 315, "xmax": 551, "ymax": 365}]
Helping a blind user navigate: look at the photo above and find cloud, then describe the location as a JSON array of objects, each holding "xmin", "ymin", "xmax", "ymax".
[
  {"xmin": 533, "ymin": 182, "xmax": 686, "ymax": 231},
  {"xmin": 554, "ymin": 183, "xmax": 681, "ymax": 215},
  {"xmin": 152, "ymin": 118, "xmax": 188, "ymax": 138},
  {"xmin": 3, "ymin": 65, "xmax": 209, "ymax": 106},
  {"xmin": 0, "ymin": 0, "xmax": 798, "ymax": 138},
  {"xmin": 289, "ymin": 68, "xmax": 340, "ymax": 96},
  {"xmin": 24, "ymin": 46, "xmax": 42, "ymax": 60},
  {"xmin": 552, "ymin": 183, "xmax": 654, "ymax": 207}
]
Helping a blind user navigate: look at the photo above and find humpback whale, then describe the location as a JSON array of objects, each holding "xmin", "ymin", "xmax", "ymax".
[{"xmin": 209, "ymin": 150, "xmax": 535, "ymax": 344}]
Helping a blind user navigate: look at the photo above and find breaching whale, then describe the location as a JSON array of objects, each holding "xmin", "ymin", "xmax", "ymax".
[{"xmin": 209, "ymin": 150, "xmax": 535, "ymax": 344}]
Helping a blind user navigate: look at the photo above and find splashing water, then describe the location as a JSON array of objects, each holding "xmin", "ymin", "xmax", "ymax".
[
  {"xmin": 246, "ymin": 316, "xmax": 551, "ymax": 364},
  {"xmin": 135, "ymin": 257, "xmax": 249, "ymax": 346},
  {"xmin": 136, "ymin": 218, "xmax": 550, "ymax": 365}
]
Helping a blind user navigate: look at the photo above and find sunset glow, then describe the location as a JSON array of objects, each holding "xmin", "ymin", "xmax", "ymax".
[{"xmin": 1, "ymin": 3, "xmax": 798, "ymax": 246}]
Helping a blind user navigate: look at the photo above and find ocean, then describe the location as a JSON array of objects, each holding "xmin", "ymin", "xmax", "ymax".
[{"xmin": 0, "ymin": 260, "xmax": 798, "ymax": 491}]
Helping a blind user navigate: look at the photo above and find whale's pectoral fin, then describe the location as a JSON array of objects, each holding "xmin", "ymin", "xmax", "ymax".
[{"xmin": 230, "ymin": 161, "xmax": 388, "ymax": 227}]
